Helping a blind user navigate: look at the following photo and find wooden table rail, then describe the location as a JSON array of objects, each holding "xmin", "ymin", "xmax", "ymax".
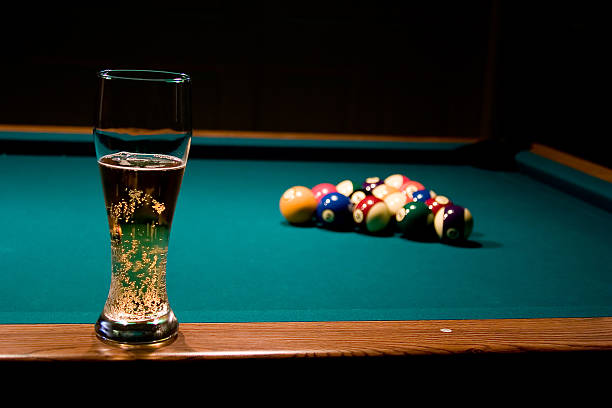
[{"xmin": 2, "ymin": 318, "xmax": 611, "ymax": 362}]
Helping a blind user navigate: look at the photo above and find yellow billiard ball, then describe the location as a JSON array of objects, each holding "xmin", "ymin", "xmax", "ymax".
[
  {"xmin": 279, "ymin": 186, "xmax": 318, "ymax": 224},
  {"xmin": 372, "ymin": 183, "xmax": 399, "ymax": 200},
  {"xmin": 384, "ymin": 174, "xmax": 410, "ymax": 190},
  {"xmin": 383, "ymin": 191, "xmax": 408, "ymax": 215}
]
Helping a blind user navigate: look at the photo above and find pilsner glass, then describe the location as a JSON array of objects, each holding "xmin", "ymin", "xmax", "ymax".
[{"xmin": 93, "ymin": 69, "xmax": 191, "ymax": 345}]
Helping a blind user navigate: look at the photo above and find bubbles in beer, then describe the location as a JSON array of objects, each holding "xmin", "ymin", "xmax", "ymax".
[{"xmin": 98, "ymin": 152, "xmax": 185, "ymax": 321}]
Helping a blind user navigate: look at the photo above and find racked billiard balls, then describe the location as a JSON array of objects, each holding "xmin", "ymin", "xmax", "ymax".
[
  {"xmin": 279, "ymin": 186, "xmax": 318, "ymax": 224},
  {"xmin": 412, "ymin": 189, "xmax": 437, "ymax": 203},
  {"xmin": 362, "ymin": 177, "xmax": 384, "ymax": 194},
  {"xmin": 353, "ymin": 196, "xmax": 391, "ymax": 233},
  {"xmin": 425, "ymin": 195, "xmax": 452, "ymax": 215},
  {"xmin": 312, "ymin": 183, "xmax": 337, "ymax": 202},
  {"xmin": 336, "ymin": 179, "xmax": 360, "ymax": 197},
  {"xmin": 395, "ymin": 201, "xmax": 434, "ymax": 237},
  {"xmin": 434, "ymin": 204, "xmax": 474, "ymax": 242},
  {"xmin": 384, "ymin": 174, "xmax": 410, "ymax": 190},
  {"xmin": 316, "ymin": 192, "xmax": 353, "ymax": 229},
  {"xmin": 372, "ymin": 183, "xmax": 399, "ymax": 200},
  {"xmin": 383, "ymin": 191, "xmax": 408, "ymax": 215},
  {"xmin": 399, "ymin": 180, "xmax": 426, "ymax": 200}
]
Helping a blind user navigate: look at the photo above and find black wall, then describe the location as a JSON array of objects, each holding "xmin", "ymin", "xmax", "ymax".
[
  {"xmin": 0, "ymin": 3, "xmax": 607, "ymax": 167},
  {"xmin": 493, "ymin": 2, "xmax": 608, "ymax": 167}
]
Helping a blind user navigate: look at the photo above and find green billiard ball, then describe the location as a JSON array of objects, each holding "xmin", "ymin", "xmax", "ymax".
[{"xmin": 395, "ymin": 201, "xmax": 434, "ymax": 237}]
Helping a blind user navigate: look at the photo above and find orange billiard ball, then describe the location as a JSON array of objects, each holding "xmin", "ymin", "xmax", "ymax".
[
  {"xmin": 279, "ymin": 186, "xmax": 318, "ymax": 224},
  {"xmin": 399, "ymin": 180, "xmax": 426, "ymax": 200}
]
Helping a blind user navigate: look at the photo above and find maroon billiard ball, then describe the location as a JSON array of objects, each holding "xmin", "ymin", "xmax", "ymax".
[
  {"xmin": 425, "ymin": 195, "xmax": 452, "ymax": 215},
  {"xmin": 353, "ymin": 196, "xmax": 391, "ymax": 233},
  {"xmin": 434, "ymin": 204, "xmax": 474, "ymax": 241},
  {"xmin": 362, "ymin": 177, "xmax": 384, "ymax": 194}
]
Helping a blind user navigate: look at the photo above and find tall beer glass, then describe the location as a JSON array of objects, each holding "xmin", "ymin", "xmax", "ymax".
[{"xmin": 93, "ymin": 69, "xmax": 191, "ymax": 344}]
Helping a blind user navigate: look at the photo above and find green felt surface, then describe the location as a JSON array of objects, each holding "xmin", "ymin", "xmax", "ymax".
[
  {"xmin": 516, "ymin": 151, "xmax": 612, "ymax": 212},
  {"xmin": 1, "ymin": 149, "xmax": 612, "ymax": 324}
]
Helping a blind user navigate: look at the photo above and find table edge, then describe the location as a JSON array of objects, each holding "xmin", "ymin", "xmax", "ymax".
[
  {"xmin": 1, "ymin": 124, "xmax": 609, "ymax": 180},
  {"xmin": 1, "ymin": 317, "xmax": 611, "ymax": 362},
  {"xmin": 530, "ymin": 143, "xmax": 612, "ymax": 183},
  {"xmin": 0, "ymin": 124, "xmax": 478, "ymax": 144}
]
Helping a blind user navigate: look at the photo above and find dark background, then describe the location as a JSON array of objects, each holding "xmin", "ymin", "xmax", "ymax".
[{"xmin": 0, "ymin": 2, "xmax": 608, "ymax": 167}]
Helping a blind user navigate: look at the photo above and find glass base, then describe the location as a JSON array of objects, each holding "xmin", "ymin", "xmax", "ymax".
[{"xmin": 95, "ymin": 310, "xmax": 179, "ymax": 345}]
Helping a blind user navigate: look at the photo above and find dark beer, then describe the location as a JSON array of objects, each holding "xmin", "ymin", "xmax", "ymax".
[{"xmin": 97, "ymin": 151, "xmax": 185, "ymax": 323}]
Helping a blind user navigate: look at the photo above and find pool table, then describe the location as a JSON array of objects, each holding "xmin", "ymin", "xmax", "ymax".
[{"xmin": 1, "ymin": 125, "xmax": 611, "ymax": 366}]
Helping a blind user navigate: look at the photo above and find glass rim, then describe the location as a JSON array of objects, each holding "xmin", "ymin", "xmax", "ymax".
[{"xmin": 98, "ymin": 69, "xmax": 191, "ymax": 83}]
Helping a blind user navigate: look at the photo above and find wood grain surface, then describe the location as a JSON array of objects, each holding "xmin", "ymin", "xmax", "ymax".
[
  {"xmin": 0, "ymin": 124, "xmax": 478, "ymax": 143},
  {"xmin": 1, "ymin": 318, "xmax": 611, "ymax": 362},
  {"xmin": 530, "ymin": 143, "xmax": 612, "ymax": 182}
]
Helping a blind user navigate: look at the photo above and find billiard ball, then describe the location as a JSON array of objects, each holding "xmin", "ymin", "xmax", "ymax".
[
  {"xmin": 399, "ymin": 180, "xmax": 426, "ymax": 200},
  {"xmin": 336, "ymin": 179, "xmax": 360, "ymax": 197},
  {"xmin": 362, "ymin": 177, "xmax": 384, "ymax": 194},
  {"xmin": 316, "ymin": 192, "xmax": 354, "ymax": 229},
  {"xmin": 371, "ymin": 183, "xmax": 399, "ymax": 200},
  {"xmin": 425, "ymin": 195, "xmax": 452, "ymax": 215},
  {"xmin": 412, "ymin": 189, "xmax": 437, "ymax": 203},
  {"xmin": 384, "ymin": 174, "xmax": 410, "ymax": 190},
  {"xmin": 395, "ymin": 201, "xmax": 434, "ymax": 237},
  {"xmin": 279, "ymin": 186, "xmax": 318, "ymax": 224},
  {"xmin": 383, "ymin": 191, "xmax": 408, "ymax": 215},
  {"xmin": 348, "ymin": 189, "xmax": 368, "ymax": 206},
  {"xmin": 312, "ymin": 183, "xmax": 337, "ymax": 202},
  {"xmin": 353, "ymin": 196, "xmax": 391, "ymax": 233},
  {"xmin": 434, "ymin": 204, "xmax": 474, "ymax": 242}
]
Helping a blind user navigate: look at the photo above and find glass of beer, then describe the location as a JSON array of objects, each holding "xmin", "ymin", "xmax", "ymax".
[{"xmin": 93, "ymin": 69, "xmax": 191, "ymax": 345}]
